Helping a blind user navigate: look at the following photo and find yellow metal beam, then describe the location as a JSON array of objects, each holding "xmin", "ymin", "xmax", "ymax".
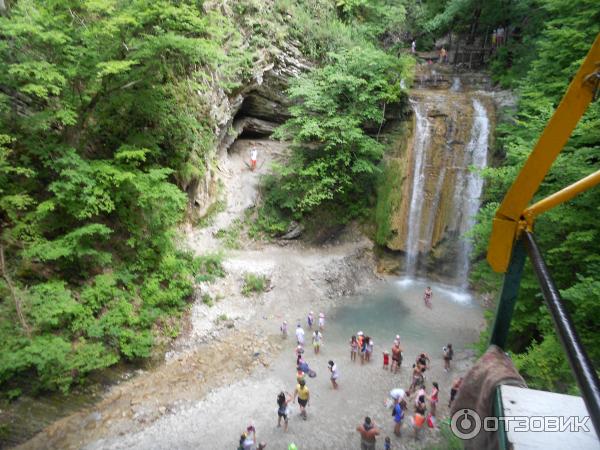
[
  {"xmin": 487, "ymin": 33, "xmax": 600, "ymax": 273},
  {"xmin": 524, "ymin": 170, "xmax": 600, "ymax": 225}
]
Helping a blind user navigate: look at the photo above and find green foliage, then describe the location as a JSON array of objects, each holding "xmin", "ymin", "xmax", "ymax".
[
  {"xmin": 0, "ymin": 0, "xmax": 260, "ymax": 394},
  {"xmin": 375, "ymin": 159, "xmax": 405, "ymax": 245},
  {"xmin": 261, "ymin": 46, "xmax": 412, "ymax": 229},
  {"xmin": 470, "ymin": 1, "xmax": 600, "ymax": 392},
  {"xmin": 241, "ymin": 273, "xmax": 269, "ymax": 296},
  {"xmin": 215, "ymin": 219, "xmax": 243, "ymax": 249},
  {"xmin": 201, "ymin": 294, "xmax": 214, "ymax": 307},
  {"xmin": 195, "ymin": 253, "xmax": 226, "ymax": 283}
]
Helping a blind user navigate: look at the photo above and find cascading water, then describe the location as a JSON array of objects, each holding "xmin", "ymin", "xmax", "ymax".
[
  {"xmin": 401, "ymin": 83, "xmax": 491, "ymax": 284},
  {"xmin": 404, "ymin": 100, "xmax": 432, "ymax": 275},
  {"xmin": 454, "ymin": 99, "xmax": 490, "ymax": 287},
  {"xmin": 451, "ymin": 76, "xmax": 462, "ymax": 91}
]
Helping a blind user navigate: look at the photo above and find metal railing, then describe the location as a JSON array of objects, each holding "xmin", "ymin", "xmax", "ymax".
[{"xmin": 485, "ymin": 33, "xmax": 600, "ymax": 439}]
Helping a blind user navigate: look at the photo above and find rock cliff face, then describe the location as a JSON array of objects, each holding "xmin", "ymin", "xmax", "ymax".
[
  {"xmin": 381, "ymin": 65, "xmax": 497, "ymax": 281},
  {"xmin": 191, "ymin": 43, "xmax": 311, "ymax": 215}
]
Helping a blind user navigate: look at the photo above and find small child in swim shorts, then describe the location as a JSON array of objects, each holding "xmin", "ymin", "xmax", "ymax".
[{"xmin": 383, "ymin": 351, "xmax": 390, "ymax": 369}]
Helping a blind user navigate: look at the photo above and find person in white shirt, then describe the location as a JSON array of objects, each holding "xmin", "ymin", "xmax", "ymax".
[
  {"xmin": 250, "ymin": 147, "xmax": 258, "ymax": 171},
  {"xmin": 328, "ymin": 360, "xmax": 339, "ymax": 389},
  {"xmin": 312, "ymin": 330, "xmax": 322, "ymax": 354},
  {"xmin": 295, "ymin": 324, "xmax": 305, "ymax": 346}
]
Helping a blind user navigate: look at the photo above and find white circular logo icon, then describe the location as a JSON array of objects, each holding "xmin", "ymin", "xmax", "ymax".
[{"xmin": 450, "ymin": 408, "xmax": 482, "ymax": 440}]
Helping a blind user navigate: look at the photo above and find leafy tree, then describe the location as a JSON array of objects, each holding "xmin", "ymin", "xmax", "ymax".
[
  {"xmin": 266, "ymin": 46, "xmax": 412, "ymax": 225},
  {"xmin": 0, "ymin": 0, "xmax": 244, "ymax": 394},
  {"xmin": 470, "ymin": 0, "xmax": 600, "ymax": 391}
]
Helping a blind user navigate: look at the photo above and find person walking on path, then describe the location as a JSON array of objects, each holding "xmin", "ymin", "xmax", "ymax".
[
  {"xmin": 307, "ymin": 311, "xmax": 314, "ymax": 329},
  {"xmin": 411, "ymin": 40, "xmax": 416, "ymax": 54},
  {"xmin": 392, "ymin": 398, "xmax": 405, "ymax": 437},
  {"xmin": 293, "ymin": 379, "xmax": 310, "ymax": 419},
  {"xmin": 328, "ymin": 360, "xmax": 339, "ymax": 389},
  {"xmin": 356, "ymin": 416, "xmax": 380, "ymax": 450},
  {"xmin": 312, "ymin": 329, "xmax": 322, "ymax": 354},
  {"xmin": 250, "ymin": 147, "xmax": 258, "ymax": 171},
  {"xmin": 443, "ymin": 344, "xmax": 454, "ymax": 371},
  {"xmin": 318, "ymin": 312, "xmax": 325, "ymax": 330},
  {"xmin": 423, "ymin": 286, "xmax": 433, "ymax": 308},
  {"xmin": 280, "ymin": 320, "xmax": 287, "ymax": 338},
  {"xmin": 295, "ymin": 324, "xmax": 305, "ymax": 346},
  {"xmin": 429, "ymin": 382, "xmax": 439, "ymax": 417},
  {"xmin": 449, "ymin": 376, "xmax": 463, "ymax": 408},
  {"xmin": 277, "ymin": 391, "xmax": 292, "ymax": 432}
]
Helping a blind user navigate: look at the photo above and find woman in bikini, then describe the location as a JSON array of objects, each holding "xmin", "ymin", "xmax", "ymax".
[
  {"xmin": 423, "ymin": 286, "xmax": 432, "ymax": 308},
  {"xmin": 429, "ymin": 381, "xmax": 439, "ymax": 417}
]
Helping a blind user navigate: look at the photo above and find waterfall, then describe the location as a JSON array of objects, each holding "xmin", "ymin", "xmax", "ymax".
[
  {"xmin": 454, "ymin": 99, "xmax": 490, "ymax": 287},
  {"xmin": 405, "ymin": 100, "xmax": 432, "ymax": 276},
  {"xmin": 401, "ymin": 94, "xmax": 490, "ymax": 285},
  {"xmin": 451, "ymin": 76, "xmax": 461, "ymax": 91}
]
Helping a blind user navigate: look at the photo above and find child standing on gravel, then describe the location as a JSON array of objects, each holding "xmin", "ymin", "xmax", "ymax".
[
  {"xmin": 280, "ymin": 321, "xmax": 288, "ymax": 338},
  {"xmin": 383, "ymin": 351, "xmax": 390, "ymax": 369}
]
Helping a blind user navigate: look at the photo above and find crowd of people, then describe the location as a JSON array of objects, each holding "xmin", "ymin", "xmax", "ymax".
[{"xmin": 238, "ymin": 288, "xmax": 465, "ymax": 449}]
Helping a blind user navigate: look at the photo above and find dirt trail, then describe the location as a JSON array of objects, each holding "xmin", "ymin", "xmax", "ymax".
[{"xmin": 17, "ymin": 139, "xmax": 381, "ymax": 450}]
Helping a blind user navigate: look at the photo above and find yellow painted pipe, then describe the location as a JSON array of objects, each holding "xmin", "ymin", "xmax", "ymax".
[
  {"xmin": 524, "ymin": 169, "xmax": 600, "ymax": 222},
  {"xmin": 487, "ymin": 33, "xmax": 600, "ymax": 273}
]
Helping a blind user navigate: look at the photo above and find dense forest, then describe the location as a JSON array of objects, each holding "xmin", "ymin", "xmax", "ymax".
[{"xmin": 1, "ymin": 0, "xmax": 599, "ymax": 404}]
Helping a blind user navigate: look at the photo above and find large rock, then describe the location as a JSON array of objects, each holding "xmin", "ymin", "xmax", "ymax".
[
  {"xmin": 191, "ymin": 42, "xmax": 311, "ymax": 211},
  {"xmin": 379, "ymin": 72, "xmax": 497, "ymax": 276}
]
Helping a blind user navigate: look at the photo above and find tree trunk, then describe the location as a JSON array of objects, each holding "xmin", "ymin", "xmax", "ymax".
[{"xmin": 0, "ymin": 244, "xmax": 31, "ymax": 337}]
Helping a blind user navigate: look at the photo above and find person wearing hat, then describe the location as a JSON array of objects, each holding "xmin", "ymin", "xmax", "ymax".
[{"xmin": 293, "ymin": 379, "xmax": 310, "ymax": 419}]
